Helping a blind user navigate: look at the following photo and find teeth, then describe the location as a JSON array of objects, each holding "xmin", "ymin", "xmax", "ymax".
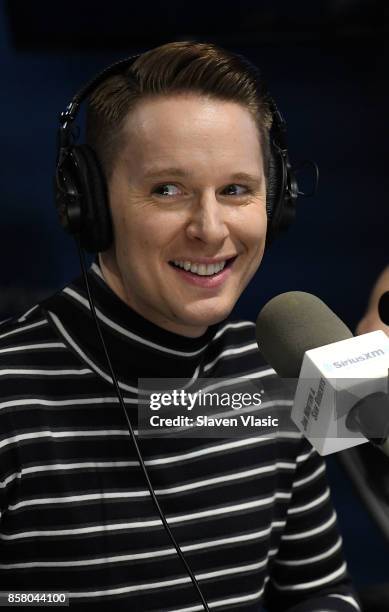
[{"xmin": 171, "ymin": 259, "xmax": 228, "ymax": 276}]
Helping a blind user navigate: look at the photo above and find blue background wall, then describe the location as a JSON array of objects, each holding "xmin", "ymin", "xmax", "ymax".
[
  {"xmin": 1, "ymin": 0, "xmax": 388, "ymax": 598},
  {"xmin": 1, "ymin": 3, "xmax": 388, "ymax": 329}
]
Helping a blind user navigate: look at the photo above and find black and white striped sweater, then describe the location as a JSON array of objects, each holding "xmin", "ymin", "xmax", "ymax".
[{"xmin": 0, "ymin": 263, "xmax": 360, "ymax": 611}]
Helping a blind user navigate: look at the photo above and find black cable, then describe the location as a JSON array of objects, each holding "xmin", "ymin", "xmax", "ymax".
[{"xmin": 75, "ymin": 238, "xmax": 210, "ymax": 612}]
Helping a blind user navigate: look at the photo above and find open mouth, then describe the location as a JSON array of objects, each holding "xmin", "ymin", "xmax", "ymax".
[{"xmin": 168, "ymin": 256, "xmax": 237, "ymax": 277}]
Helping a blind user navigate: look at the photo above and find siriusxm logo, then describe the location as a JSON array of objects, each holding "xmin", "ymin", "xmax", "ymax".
[{"xmin": 324, "ymin": 348, "xmax": 385, "ymax": 371}]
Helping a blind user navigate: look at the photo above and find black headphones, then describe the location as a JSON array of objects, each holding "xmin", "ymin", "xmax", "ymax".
[{"xmin": 55, "ymin": 52, "xmax": 303, "ymax": 253}]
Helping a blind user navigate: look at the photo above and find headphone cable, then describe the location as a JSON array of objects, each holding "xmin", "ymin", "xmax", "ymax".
[{"xmin": 75, "ymin": 238, "xmax": 210, "ymax": 612}]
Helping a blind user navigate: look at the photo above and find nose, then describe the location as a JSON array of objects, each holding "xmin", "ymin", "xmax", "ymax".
[{"xmin": 186, "ymin": 190, "xmax": 229, "ymax": 245}]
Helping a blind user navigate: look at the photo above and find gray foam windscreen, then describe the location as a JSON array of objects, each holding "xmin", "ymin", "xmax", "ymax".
[{"xmin": 256, "ymin": 291, "xmax": 353, "ymax": 378}]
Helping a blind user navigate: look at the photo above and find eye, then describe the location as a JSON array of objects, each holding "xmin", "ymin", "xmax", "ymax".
[
  {"xmin": 152, "ymin": 183, "xmax": 182, "ymax": 197},
  {"xmin": 221, "ymin": 184, "xmax": 250, "ymax": 196}
]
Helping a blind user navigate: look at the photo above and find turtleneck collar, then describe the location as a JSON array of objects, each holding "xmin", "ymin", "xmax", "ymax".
[{"xmin": 42, "ymin": 263, "xmax": 222, "ymax": 391}]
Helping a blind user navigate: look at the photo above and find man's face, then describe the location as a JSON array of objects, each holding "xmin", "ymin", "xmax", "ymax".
[{"xmin": 100, "ymin": 94, "xmax": 267, "ymax": 337}]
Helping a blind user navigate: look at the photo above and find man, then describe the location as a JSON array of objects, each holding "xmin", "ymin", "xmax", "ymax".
[{"xmin": 0, "ymin": 42, "xmax": 360, "ymax": 611}]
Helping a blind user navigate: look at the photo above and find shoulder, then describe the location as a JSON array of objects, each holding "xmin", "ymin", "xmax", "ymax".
[
  {"xmin": 0, "ymin": 298, "xmax": 81, "ymax": 385},
  {"xmin": 209, "ymin": 317, "xmax": 257, "ymax": 349},
  {"xmin": 204, "ymin": 317, "xmax": 273, "ymax": 377},
  {"xmin": 0, "ymin": 304, "xmax": 59, "ymax": 352},
  {"xmin": 0, "ymin": 302, "xmax": 69, "ymax": 393}
]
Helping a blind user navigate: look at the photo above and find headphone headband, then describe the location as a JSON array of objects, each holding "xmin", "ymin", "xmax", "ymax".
[{"xmin": 58, "ymin": 54, "xmax": 141, "ymax": 155}]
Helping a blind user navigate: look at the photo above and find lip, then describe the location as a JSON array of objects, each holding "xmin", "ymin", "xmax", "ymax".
[{"xmin": 168, "ymin": 256, "xmax": 237, "ymax": 289}]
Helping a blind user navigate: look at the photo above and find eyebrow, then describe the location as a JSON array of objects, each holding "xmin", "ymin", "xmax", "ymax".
[
  {"xmin": 143, "ymin": 167, "xmax": 191, "ymax": 179},
  {"xmin": 143, "ymin": 168, "xmax": 263, "ymax": 185},
  {"xmin": 229, "ymin": 172, "xmax": 263, "ymax": 185}
]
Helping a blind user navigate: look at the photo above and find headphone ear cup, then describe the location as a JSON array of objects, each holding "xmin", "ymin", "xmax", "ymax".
[
  {"xmin": 266, "ymin": 151, "xmax": 279, "ymax": 217},
  {"xmin": 266, "ymin": 149, "xmax": 283, "ymax": 242},
  {"xmin": 69, "ymin": 144, "xmax": 113, "ymax": 252},
  {"xmin": 266, "ymin": 146, "xmax": 298, "ymax": 244}
]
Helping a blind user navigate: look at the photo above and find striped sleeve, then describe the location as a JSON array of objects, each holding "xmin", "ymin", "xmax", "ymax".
[{"xmin": 263, "ymin": 439, "xmax": 361, "ymax": 612}]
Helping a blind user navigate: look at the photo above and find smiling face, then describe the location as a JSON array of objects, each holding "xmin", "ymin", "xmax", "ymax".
[{"xmin": 99, "ymin": 93, "xmax": 267, "ymax": 337}]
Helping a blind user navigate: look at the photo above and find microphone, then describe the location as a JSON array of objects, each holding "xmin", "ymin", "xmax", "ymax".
[
  {"xmin": 378, "ymin": 291, "xmax": 389, "ymax": 325},
  {"xmin": 255, "ymin": 292, "xmax": 353, "ymax": 378},
  {"xmin": 256, "ymin": 292, "xmax": 389, "ymax": 456}
]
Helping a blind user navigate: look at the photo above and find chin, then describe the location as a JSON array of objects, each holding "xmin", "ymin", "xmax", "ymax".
[{"xmin": 179, "ymin": 302, "xmax": 234, "ymax": 328}]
